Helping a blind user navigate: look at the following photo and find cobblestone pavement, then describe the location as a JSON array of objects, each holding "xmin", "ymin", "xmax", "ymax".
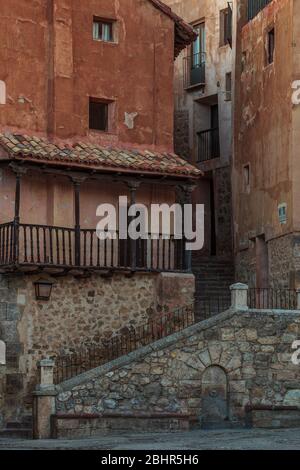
[{"xmin": 0, "ymin": 428, "xmax": 300, "ymax": 450}]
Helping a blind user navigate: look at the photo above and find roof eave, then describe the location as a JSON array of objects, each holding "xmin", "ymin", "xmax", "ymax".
[{"xmin": 1, "ymin": 154, "xmax": 203, "ymax": 180}]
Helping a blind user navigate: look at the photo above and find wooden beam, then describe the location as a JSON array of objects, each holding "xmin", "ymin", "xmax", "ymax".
[{"xmin": 0, "ymin": 161, "xmax": 197, "ymax": 188}]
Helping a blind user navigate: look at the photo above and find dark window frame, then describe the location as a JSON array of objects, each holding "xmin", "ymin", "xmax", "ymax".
[
  {"xmin": 93, "ymin": 17, "xmax": 114, "ymax": 43},
  {"xmin": 89, "ymin": 99, "xmax": 109, "ymax": 132},
  {"xmin": 267, "ymin": 27, "xmax": 275, "ymax": 65},
  {"xmin": 225, "ymin": 72, "xmax": 232, "ymax": 101}
]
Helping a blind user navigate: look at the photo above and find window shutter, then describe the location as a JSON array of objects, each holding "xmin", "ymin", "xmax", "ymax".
[{"xmin": 227, "ymin": 2, "xmax": 233, "ymax": 48}]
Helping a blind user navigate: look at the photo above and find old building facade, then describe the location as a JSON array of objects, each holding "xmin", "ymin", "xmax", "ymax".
[
  {"xmin": 233, "ymin": 0, "xmax": 300, "ymax": 289},
  {"xmin": 0, "ymin": 0, "xmax": 198, "ymax": 431},
  {"xmin": 164, "ymin": 0, "xmax": 235, "ymax": 307}
]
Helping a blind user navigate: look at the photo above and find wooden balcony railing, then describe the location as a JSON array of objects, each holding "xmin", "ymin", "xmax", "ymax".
[{"xmin": 0, "ymin": 222, "xmax": 188, "ymax": 273}]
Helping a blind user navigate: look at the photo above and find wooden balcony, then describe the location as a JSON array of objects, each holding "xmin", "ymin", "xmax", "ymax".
[{"xmin": 0, "ymin": 222, "xmax": 188, "ymax": 274}]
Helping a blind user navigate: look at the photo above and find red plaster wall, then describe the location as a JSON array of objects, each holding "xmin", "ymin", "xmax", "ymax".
[
  {"xmin": 233, "ymin": 0, "xmax": 293, "ymax": 247},
  {"xmin": 0, "ymin": 0, "xmax": 175, "ymax": 151}
]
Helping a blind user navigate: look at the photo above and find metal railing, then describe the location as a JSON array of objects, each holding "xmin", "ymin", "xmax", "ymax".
[
  {"xmin": 248, "ymin": 0, "xmax": 272, "ymax": 21},
  {"xmin": 53, "ymin": 296, "xmax": 232, "ymax": 384},
  {"xmin": 248, "ymin": 288, "xmax": 297, "ymax": 310},
  {"xmin": 183, "ymin": 52, "xmax": 206, "ymax": 88},
  {"xmin": 196, "ymin": 297, "xmax": 231, "ymax": 321},
  {"xmin": 197, "ymin": 128, "xmax": 220, "ymax": 162},
  {"xmin": 0, "ymin": 222, "xmax": 187, "ymax": 273},
  {"xmin": 54, "ymin": 305, "xmax": 195, "ymax": 384}
]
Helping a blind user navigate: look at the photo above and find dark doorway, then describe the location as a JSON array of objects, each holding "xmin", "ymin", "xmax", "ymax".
[
  {"xmin": 211, "ymin": 104, "xmax": 219, "ymax": 129},
  {"xmin": 201, "ymin": 366, "xmax": 229, "ymax": 429}
]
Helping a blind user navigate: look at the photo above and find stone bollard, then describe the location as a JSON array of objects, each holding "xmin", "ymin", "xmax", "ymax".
[
  {"xmin": 230, "ymin": 283, "xmax": 249, "ymax": 311},
  {"xmin": 32, "ymin": 359, "xmax": 57, "ymax": 440}
]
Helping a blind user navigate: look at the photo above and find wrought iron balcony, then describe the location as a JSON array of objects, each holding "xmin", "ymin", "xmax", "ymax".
[
  {"xmin": 248, "ymin": 0, "xmax": 272, "ymax": 21},
  {"xmin": 0, "ymin": 222, "xmax": 188, "ymax": 273},
  {"xmin": 197, "ymin": 128, "xmax": 220, "ymax": 163},
  {"xmin": 183, "ymin": 52, "xmax": 206, "ymax": 88}
]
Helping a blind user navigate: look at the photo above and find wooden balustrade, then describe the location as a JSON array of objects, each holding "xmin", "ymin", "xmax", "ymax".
[{"xmin": 0, "ymin": 222, "xmax": 187, "ymax": 272}]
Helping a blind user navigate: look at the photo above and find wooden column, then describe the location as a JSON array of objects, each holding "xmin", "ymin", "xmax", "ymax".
[
  {"xmin": 127, "ymin": 181, "xmax": 141, "ymax": 271},
  {"xmin": 10, "ymin": 164, "xmax": 26, "ymax": 264},
  {"xmin": 71, "ymin": 177, "xmax": 86, "ymax": 267}
]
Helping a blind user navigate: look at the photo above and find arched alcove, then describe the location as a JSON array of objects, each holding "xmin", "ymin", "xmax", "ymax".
[
  {"xmin": 201, "ymin": 365, "xmax": 229, "ymax": 428},
  {"xmin": 0, "ymin": 81, "xmax": 6, "ymax": 105},
  {"xmin": 0, "ymin": 340, "xmax": 6, "ymax": 365}
]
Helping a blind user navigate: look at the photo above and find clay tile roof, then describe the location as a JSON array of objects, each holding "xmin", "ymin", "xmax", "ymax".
[
  {"xmin": 148, "ymin": 0, "xmax": 197, "ymax": 57},
  {"xmin": 0, "ymin": 133, "xmax": 202, "ymax": 179}
]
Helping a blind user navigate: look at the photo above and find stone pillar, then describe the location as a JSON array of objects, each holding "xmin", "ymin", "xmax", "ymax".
[
  {"xmin": 230, "ymin": 283, "xmax": 249, "ymax": 311},
  {"xmin": 33, "ymin": 359, "xmax": 57, "ymax": 440}
]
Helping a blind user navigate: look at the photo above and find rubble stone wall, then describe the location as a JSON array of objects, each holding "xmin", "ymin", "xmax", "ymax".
[
  {"xmin": 0, "ymin": 272, "xmax": 195, "ymax": 427},
  {"xmin": 55, "ymin": 309, "xmax": 300, "ymax": 432}
]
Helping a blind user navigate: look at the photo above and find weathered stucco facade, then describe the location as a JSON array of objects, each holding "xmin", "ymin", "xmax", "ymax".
[
  {"xmin": 0, "ymin": 0, "xmax": 198, "ymax": 431},
  {"xmin": 165, "ymin": 0, "xmax": 234, "ymax": 258},
  {"xmin": 233, "ymin": 0, "xmax": 300, "ymax": 289}
]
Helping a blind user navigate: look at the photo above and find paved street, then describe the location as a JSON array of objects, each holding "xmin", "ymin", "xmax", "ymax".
[{"xmin": 0, "ymin": 428, "xmax": 300, "ymax": 450}]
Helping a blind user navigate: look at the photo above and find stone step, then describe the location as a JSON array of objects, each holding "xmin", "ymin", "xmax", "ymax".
[
  {"xmin": 6, "ymin": 420, "xmax": 32, "ymax": 430},
  {"xmin": 0, "ymin": 428, "xmax": 32, "ymax": 439}
]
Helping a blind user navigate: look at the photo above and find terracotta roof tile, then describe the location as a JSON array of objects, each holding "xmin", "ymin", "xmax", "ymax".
[
  {"xmin": 148, "ymin": 0, "xmax": 197, "ymax": 57},
  {"xmin": 0, "ymin": 133, "xmax": 202, "ymax": 179}
]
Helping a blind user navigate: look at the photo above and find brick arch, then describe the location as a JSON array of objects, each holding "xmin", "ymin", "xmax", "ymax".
[
  {"xmin": 0, "ymin": 80, "xmax": 6, "ymax": 105},
  {"xmin": 198, "ymin": 343, "xmax": 242, "ymax": 373},
  {"xmin": 0, "ymin": 340, "xmax": 5, "ymax": 365}
]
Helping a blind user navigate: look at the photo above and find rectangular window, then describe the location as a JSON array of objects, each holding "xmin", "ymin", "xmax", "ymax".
[
  {"xmin": 192, "ymin": 22, "xmax": 206, "ymax": 67},
  {"xmin": 188, "ymin": 22, "xmax": 206, "ymax": 86},
  {"xmin": 267, "ymin": 28, "xmax": 275, "ymax": 64},
  {"xmin": 89, "ymin": 99, "xmax": 109, "ymax": 132},
  {"xmin": 93, "ymin": 19, "xmax": 114, "ymax": 42},
  {"xmin": 225, "ymin": 72, "xmax": 232, "ymax": 101}
]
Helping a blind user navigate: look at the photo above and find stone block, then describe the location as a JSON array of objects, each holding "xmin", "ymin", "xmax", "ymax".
[
  {"xmin": 6, "ymin": 304, "xmax": 21, "ymax": 321},
  {"xmin": 0, "ymin": 303, "xmax": 7, "ymax": 320},
  {"xmin": 1, "ymin": 321, "xmax": 18, "ymax": 342},
  {"xmin": 6, "ymin": 373, "xmax": 24, "ymax": 394},
  {"xmin": 221, "ymin": 328, "xmax": 235, "ymax": 341}
]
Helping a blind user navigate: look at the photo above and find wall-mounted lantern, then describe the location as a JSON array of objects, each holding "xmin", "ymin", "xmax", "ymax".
[{"xmin": 34, "ymin": 277, "xmax": 55, "ymax": 301}]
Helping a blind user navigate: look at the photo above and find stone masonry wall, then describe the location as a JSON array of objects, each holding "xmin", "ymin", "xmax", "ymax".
[
  {"xmin": 235, "ymin": 234, "xmax": 300, "ymax": 289},
  {"xmin": 0, "ymin": 272, "xmax": 195, "ymax": 427},
  {"xmin": 215, "ymin": 166, "xmax": 233, "ymax": 257},
  {"xmin": 174, "ymin": 110, "xmax": 190, "ymax": 161},
  {"xmin": 56, "ymin": 309, "xmax": 300, "ymax": 430},
  {"xmin": 269, "ymin": 235, "xmax": 294, "ymax": 289}
]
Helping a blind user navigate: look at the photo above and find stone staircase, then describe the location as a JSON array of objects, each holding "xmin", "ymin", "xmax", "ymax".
[
  {"xmin": 0, "ymin": 416, "xmax": 33, "ymax": 439},
  {"xmin": 193, "ymin": 257, "xmax": 235, "ymax": 319}
]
